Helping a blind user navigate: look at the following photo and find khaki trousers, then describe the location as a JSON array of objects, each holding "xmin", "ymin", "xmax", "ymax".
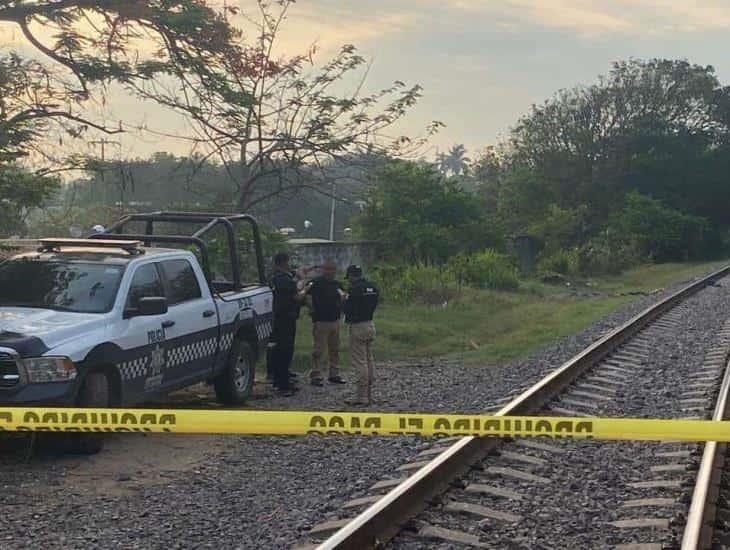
[
  {"xmin": 349, "ymin": 321, "xmax": 376, "ymax": 401},
  {"xmin": 311, "ymin": 321, "xmax": 340, "ymax": 381}
]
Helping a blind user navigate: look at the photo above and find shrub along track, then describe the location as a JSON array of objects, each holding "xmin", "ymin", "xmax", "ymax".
[{"xmin": 298, "ymin": 266, "xmax": 730, "ymax": 550}]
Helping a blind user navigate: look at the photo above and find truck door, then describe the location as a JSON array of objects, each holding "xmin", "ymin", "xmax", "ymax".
[
  {"xmin": 118, "ymin": 262, "xmax": 170, "ymax": 400},
  {"xmin": 158, "ymin": 258, "xmax": 218, "ymax": 389}
]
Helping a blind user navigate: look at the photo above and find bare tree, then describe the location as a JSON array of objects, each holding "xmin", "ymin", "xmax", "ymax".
[{"xmin": 132, "ymin": 0, "xmax": 441, "ymax": 210}]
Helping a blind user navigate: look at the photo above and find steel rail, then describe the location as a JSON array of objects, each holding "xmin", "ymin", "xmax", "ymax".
[
  {"xmin": 681, "ymin": 350, "xmax": 730, "ymax": 549},
  {"xmin": 317, "ymin": 265, "xmax": 730, "ymax": 550}
]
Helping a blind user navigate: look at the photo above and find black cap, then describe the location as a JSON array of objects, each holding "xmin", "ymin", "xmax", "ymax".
[{"xmin": 345, "ymin": 265, "xmax": 362, "ymax": 279}]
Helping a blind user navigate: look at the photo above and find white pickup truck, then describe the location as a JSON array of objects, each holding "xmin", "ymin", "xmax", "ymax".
[{"xmin": 0, "ymin": 212, "xmax": 273, "ymax": 451}]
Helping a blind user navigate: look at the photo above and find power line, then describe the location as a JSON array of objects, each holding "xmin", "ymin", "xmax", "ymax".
[{"xmin": 89, "ymin": 138, "xmax": 121, "ymax": 162}]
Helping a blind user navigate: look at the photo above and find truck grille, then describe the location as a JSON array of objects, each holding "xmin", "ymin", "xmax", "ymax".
[{"xmin": 0, "ymin": 354, "xmax": 20, "ymax": 387}]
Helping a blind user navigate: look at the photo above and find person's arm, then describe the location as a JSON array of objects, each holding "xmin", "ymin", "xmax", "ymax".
[
  {"xmin": 336, "ymin": 280, "xmax": 347, "ymax": 300},
  {"xmin": 342, "ymin": 288, "xmax": 352, "ymax": 317},
  {"xmin": 297, "ymin": 278, "xmax": 314, "ymax": 302}
]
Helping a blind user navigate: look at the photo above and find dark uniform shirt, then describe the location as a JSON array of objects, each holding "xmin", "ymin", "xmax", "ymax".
[
  {"xmin": 343, "ymin": 278, "xmax": 379, "ymax": 324},
  {"xmin": 268, "ymin": 269, "xmax": 299, "ymax": 389},
  {"xmin": 308, "ymin": 277, "xmax": 343, "ymax": 322},
  {"xmin": 270, "ymin": 270, "xmax": 300, "ymax": 321}
]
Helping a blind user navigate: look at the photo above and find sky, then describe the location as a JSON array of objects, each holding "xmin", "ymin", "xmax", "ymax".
[{"xmin": 3, "ymin": 0, "xmax": 730, "ymax": 161}]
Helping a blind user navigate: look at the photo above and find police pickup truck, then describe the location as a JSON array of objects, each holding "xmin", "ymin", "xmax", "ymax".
[{"xmin": 0, "ymin": 212, "xmax": 273, "ymax": 451}]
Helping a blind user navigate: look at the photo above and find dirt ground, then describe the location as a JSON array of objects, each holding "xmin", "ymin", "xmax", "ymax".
[{"xmin": 0, "ymin": 380, "xmax": 277, "ymax": 498}]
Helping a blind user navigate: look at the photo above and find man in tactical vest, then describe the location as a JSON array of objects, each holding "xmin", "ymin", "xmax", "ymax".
[{"xmin": 342, "ymin": 265, "xmax": 379, "ymax": 406}]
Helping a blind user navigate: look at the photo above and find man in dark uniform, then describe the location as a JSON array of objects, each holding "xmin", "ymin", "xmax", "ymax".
[
  {"xmin": 266, "ymin": 264, "xmax": 306, "ymax": 384},
  {"xmin": 268, "ymin": 252, "xmax": 304, "ymax": 396},
  {"xmin": 342, "ymin": 265, "xmax": 379, "ymax": 406}
]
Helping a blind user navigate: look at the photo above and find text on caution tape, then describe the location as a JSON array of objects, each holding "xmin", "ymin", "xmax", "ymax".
[{"xmin": 1, "ymin": 407, "xmax": 730, "ymax": 442}]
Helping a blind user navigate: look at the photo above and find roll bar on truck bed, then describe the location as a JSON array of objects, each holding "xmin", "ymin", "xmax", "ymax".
[{"xmin": 91, "ymin": 211, "xmax": 267, "ymax": 290}]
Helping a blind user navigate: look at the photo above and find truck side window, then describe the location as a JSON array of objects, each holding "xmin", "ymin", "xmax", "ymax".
[
  {"xmin": 126, "ymin": 264, "xmax": 164, "ymax": 310},
  {"xmin": 160, "ymin": 259, "xmax": 202, "ymax": 305}
]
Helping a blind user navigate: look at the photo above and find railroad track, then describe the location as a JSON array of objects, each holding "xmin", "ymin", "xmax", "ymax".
[
  {"xmin": 293, "ymin": 266, "xmax": 730, "ymax": 550},
  {"xmin": 682, "ymin": 335, "xmax": 730, "ymax": 550}
]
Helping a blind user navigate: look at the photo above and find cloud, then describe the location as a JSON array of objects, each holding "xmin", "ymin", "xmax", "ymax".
[
  {"xmin": 227, "ymin": 1, "xmax": 420, "ymax": 57},
  {"xmin": 441, "ymin": 0, "xmax": 730, "ymax": 36}
]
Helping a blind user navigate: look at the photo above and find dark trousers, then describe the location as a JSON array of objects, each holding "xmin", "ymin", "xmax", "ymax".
[
  {"xmin": 270, "ymin": 317, "xmax": 297, "ymax": 390},
  {"xmin": 266, "ymin": 347, "xmax": 274, "ymax": 379}
]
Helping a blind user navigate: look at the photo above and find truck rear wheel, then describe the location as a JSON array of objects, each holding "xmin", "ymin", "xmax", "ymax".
[
  {"xmin": 214, "ymin": 339, "xmax": 255, "ymax": 405},
  {"xmin": 67, "ymin": 371, "xmax": 109, "ymax": 454}
]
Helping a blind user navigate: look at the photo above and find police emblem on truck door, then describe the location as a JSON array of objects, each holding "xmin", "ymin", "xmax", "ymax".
[
  {"xmin": 144, "ymin": 344, "xmax": 165, "ymax": 390},
  {"xmin": 144, "ymin": 329, "xmax": 167, "ymax": 390}
]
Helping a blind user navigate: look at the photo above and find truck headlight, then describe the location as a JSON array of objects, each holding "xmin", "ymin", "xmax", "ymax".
[{"xmin": 24, "ymin": 357, "xmax": 77, "ymax": 383}]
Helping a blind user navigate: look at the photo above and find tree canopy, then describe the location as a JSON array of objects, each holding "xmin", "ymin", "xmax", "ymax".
[
  {"xmin": 507, "ymin": 59, "xmax": 730, "ymax": 223},
  {"xmin": 0, "ymin": 0, "xmax": 238, "ymax": 160},
  {"xmin": 456, "ymin": 58, "xmax": 730, "ymax": 270},
  {"xmin": 358, "ymin": 161, "xmax": 501, "ymax": 264},
  {"xmin": 0, "ymin": 0, "xmax": 241, "ymax": 232}
]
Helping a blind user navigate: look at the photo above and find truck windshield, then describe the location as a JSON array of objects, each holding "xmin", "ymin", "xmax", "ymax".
[{"xmin": 0, "ymin": 259, "xmax": 124, "ymax": 313}]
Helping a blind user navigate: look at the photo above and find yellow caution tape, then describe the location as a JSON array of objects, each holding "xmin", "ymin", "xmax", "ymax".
[{"xmin": 1, "ymin": 407, "xmax": 730, "ymax": 442}]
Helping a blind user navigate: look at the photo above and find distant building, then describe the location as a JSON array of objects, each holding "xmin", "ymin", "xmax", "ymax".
[{"xmin": 287, "ymin": 238, "xmax": 377, "ymax": 273}]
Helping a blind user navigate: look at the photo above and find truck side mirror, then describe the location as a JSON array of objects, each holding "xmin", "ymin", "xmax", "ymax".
[{"xmin": 126, "ymin": 296, "xmax": 168, "ymax": 318}]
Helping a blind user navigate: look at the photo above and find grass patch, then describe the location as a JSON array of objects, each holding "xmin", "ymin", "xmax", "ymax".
[
  {"xmin": 589, "ymin": 260, "xmax": 729, "ymax": 294},
  {"xmin": 279, "ymin": 260, "xmax": 727, "ymax": 374}
]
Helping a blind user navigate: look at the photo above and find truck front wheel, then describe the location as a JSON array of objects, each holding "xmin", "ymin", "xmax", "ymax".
[
  {"xmin": 67, "ymin": 371, "xmax": 109, "ymax": 454},
  {"xmin": 214, "ymin": 339, "xmax": 255, "ymax": 405}
]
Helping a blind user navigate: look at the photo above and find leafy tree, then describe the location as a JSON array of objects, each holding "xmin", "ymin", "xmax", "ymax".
[
  {"xmin": 510, "ymin": 59, "xmax": 730, "ymax": 222},
  {"xmin": 0, "ymin": 1, "xmax": 239, "ymax": 235},
  {"xmin": 0, "ymin": 0, "xmax": 238, "ymax": 160},
  {"xmin": 0, "ymin": 163, "xmax": 58, "ymax": 235},
  {"xmin": 133, "ymin": 0, "xmax": 439, "ymax": 210},
  {"xmin": 528, "ymin": 204, "xmax": 588, "ymax": 254},
  {"xmin": 358, "ymin": 161, "xmax": 499, "ymax": 264},
  {"xmin": 612, "ymin": 192, "xmax": 708, "ymax": 261},
  {"xmin": 46, "ymin": 151, "xmax": 370, "ymax": 240}
]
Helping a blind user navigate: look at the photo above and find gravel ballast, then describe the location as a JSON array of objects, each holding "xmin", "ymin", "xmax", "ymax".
[
  {"xmin": 0, "ymin": 272, "xmax": 725, "ymax": 549},
  {"xmin": 392, "ymin": 278, "xmax": 730, "ymax": 549}
]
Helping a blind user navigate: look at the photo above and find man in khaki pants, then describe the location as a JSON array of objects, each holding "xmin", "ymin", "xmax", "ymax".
[
  {"xmin": 304, "ymin": 261, "xmax": 346, "ymax": 386},
  {"xmin": 342, "ymin": 265, "xmax": 379, "ymax": 406}
]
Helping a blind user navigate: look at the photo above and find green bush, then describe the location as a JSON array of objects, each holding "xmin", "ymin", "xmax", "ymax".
[
  {"xmin": 528, "ymin": 204, "xmax": 588, "ymax": 254},
  {"xmin": 448, "ymin": 250, "xmax": 519, "ymax": 291},
  {"xmin": 538, "ymin": 248, "xmax": 579, "ymax": 276},
  {"xmin": 371, "ymin": 263, "xmax": 457, "ymax": 305},
  {"xmin": 577, "ymin": 234, "xmax": 642, "ymax": 276},
  {"xmin": 613, "ymin": 192, "xmax": 709, "ymax": 262}
]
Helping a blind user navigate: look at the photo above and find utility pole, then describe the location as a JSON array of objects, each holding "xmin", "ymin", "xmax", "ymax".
[
  {"xmin": 89, "ymin": 137, "xmax": 121, "ymax": 162},
  {"xmin": 89, "ymin": 138, "xmax": 122, "ymax": 209},
  {"xmin": 329, "ymin": 181, "xmax": 336, "ymax": 241}
]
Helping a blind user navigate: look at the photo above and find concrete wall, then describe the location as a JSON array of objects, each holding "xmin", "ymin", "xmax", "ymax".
[{"xmin": 289, "ymin": 241, "xmax": 377, "ymax": 273}]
